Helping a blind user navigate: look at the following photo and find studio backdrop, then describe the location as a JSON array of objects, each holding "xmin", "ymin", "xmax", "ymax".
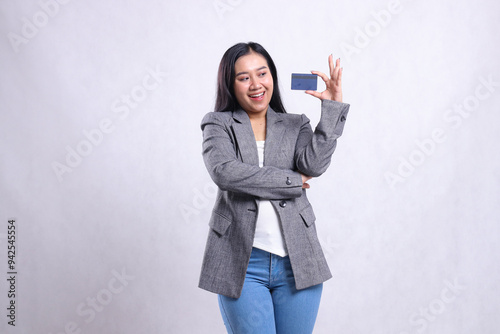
[{"xmin": 1, "ymin": 0, "xmax": 499, "ymax": 333}]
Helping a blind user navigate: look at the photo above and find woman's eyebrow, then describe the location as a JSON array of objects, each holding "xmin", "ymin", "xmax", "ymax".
[{"xmin": 235, "ymin": 66, "xmax": 268, "ymax": 77}]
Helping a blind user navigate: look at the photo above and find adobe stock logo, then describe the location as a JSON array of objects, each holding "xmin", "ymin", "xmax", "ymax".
[
  {"xmin": 399, "ymin": 277, "xmax": 466, "ymax": 334},
  {"xmin": 51, "ymin": 65, "xmax": 167, "ymax": 183},
  {"xmin": 339, "ymin": 0, "xmax": 402, "ymax": 62},
  {"xmin": 385, "ymin": 74, "xmax": 499, "ymax": 189},
  {"xmin": 7, "ymin": 0, "xmax": 72, "ymax": 53},
  {"xmin": 179, "ymin": 182, "xmax": 218, "ymax": 224},
  {"xmin": 213, "ymin": 0, "xmax": 243, "ymax": 19},
  {"xmin": 47, "ymin": 267, "xmax": 134, "ymax": 334}
]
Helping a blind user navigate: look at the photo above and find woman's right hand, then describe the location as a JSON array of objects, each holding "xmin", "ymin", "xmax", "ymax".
[{"xmin": 301, "ymin": 174, "xmax": 312, "ymax": 189}]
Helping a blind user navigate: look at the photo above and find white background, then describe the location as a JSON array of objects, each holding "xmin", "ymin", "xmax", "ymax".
[{"xmin": 1, "ymin": 0, "xmax": 499, "ymax": 333}]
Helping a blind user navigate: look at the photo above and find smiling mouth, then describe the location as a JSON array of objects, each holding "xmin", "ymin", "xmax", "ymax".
[{"xmin": 249, "ymin": 92, "xmax": 265, "ymax": 99}]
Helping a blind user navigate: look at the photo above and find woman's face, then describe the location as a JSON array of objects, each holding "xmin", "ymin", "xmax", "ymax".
[{"xmin": 233, "ymin": 52, "xmax": 274, "ymax": 116}]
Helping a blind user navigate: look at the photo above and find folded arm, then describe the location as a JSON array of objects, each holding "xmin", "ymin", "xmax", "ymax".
[{"xmin": 201, "ymin": 112, "xmax": 304, "ymax": 200}]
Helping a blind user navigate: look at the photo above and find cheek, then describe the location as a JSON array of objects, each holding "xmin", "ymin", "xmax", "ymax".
[
  {"xmin": 266, "ymin": 79, "xmax": 274, "ymax": 96},
  {"xmin": 265, "ymin": 77, "xmax": 274, "ymax": 91},
  {"xmin": 233, "ymin": 83, "xmax": 248, "ymax": 104},
  {"xmin": 234, "ymin": 82, "xmax": 247, "ymax": 95}
]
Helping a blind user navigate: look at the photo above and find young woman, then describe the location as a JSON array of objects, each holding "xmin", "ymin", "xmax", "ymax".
[{"xmin": 199, "ymin": 42, "xmax": 350, "ymax": 333}]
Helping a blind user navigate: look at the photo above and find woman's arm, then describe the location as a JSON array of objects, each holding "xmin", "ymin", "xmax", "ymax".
[
  {"xmin": 294, "ymin": 55, "xmax": 350, "ymax": 177},
  {"xmin": 294, "ymin": 100, "xmax": 350, "ymax": 177}
]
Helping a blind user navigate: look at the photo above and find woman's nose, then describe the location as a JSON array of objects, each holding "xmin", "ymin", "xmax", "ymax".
[{"xmin": 249, "ymin": 77, "xmax": 262, "ymax": 90}]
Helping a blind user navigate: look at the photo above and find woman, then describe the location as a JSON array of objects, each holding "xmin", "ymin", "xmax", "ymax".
[{"xmin": 199, "ymin": 42, "xmax": 350, "ymax": 333}]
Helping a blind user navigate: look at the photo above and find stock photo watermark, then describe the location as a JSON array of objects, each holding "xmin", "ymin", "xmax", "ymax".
[
  {"xmin": 5, "ymin": 219, "xmax": 18, "ymax": 327},
  {"xmin": 51, "ymin": 65, "xmax": 167, "ymax": 183},
  {"xmin": 385, "ymin": 74, "xmax": 499, "ymax": 189},
  {"xmin": 398, "ymin": 277, "xmax": 466, "ymax": 334},
  {"xmin": 47, "ymin": 267, "xmax": 134, "ymax": 334},
  {"xmin": 213, "ymin": 0, "xmax": 243, "ymax": 20},
  {"xmin": 7, "ymin": 0, "xmax": 72, "ymax": 53},
  {"xmin": 179, "ymin": 182, "xmax": 218, "ymax": 224},
  {"xmin": 319, "ymin": 235, "xmax": 341, "ymax": 261},
  {"xmin": 339, "ymin": 0, "xmax": 402, "ymax": 63}
]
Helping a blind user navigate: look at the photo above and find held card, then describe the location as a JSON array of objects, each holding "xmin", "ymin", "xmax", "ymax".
[{"xmin": 291, "ymin": 73, "xmax": 317, "ymax": 90}]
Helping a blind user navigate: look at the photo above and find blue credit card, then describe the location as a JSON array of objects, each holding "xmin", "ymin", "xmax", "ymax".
[{"xmin": 291, "ymin": 73, "xmax": 318, "ymax": 90}]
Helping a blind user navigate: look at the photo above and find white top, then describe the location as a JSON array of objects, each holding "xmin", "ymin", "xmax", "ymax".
[{"xmin": 252, "ymin": 140, "xmax": 288, "ymax": 257}]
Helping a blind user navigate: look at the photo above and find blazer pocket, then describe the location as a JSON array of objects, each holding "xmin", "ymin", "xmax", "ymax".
[
  {"xmin": 209, "ymin": 211, "xmax": 232, "ymax": 236},
  {"xmin": 299, "ymin": 205, "xmax": 316, "ymax": 227}
]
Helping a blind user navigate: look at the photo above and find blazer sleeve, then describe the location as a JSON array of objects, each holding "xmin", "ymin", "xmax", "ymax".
[
  {"xmin": 201, "ymin": 112, "xmax": 303, "ymax": 200},
  {"xmin": 294, "ymin": 99, "xmax": 350, "ymax": 177}
]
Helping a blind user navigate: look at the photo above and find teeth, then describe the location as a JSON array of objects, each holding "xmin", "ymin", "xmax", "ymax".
[{"xmin": 250, "ymin": 92, "xmax": 264, "ymax": 98}]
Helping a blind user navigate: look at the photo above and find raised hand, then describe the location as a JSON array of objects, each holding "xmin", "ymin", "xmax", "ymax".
[{"xmin": 306, "ymin": 55, "xmax": 343, "ymax": 102}]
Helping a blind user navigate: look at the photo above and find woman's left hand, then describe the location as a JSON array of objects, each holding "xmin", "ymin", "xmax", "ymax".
[{"xmin": 306, "ymin": 55, "xmax": 343, "ymax": 102}]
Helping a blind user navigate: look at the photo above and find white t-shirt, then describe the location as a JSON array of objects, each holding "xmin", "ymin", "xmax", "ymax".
[{"xmin": 252, "ymin": 140, "xmax": 288, "ymax": 257}]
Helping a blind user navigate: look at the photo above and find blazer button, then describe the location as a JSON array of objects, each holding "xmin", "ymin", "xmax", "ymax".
[
  {"xmin": 279, "ymin": 201, "xmax": 287, "ymax": 208},
  {"xmin": 340, "ymin": 115, "xmax": 346, "ymax": 122},
  {"xmin": 286, "ymin": 177, "xmax": 292, "ymax": 185}
]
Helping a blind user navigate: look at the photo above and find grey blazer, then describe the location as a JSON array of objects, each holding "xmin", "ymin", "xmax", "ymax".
[{"xmin": 199, "ymin": 99, "xmax": 350, "ymax": 298}]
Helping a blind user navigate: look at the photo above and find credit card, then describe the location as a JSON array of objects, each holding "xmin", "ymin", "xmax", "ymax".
[{"xmin": 291, "ymin": 73, "xmax": 317, "ymax": 90}]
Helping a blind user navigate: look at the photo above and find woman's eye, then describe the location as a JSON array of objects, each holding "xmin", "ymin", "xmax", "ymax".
[
  {"xmin": 259, "ymin": 72, "xmax": 267, "ymax": 77},
  {"xmin": 239, "ymin": 77, "xmax": 249, "ymax": 81}
]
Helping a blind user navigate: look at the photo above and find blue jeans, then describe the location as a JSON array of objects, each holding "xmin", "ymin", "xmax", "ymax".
[{"xmin": 218, "ymin": 247, "xmax": 323, "ymax": 334}]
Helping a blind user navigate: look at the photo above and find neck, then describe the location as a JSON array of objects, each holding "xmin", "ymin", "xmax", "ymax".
[
  {"xmin": 246, "ymin": 108, "xmax": 268, "ymax": 121},
  {"xmin": 247, "ymin": 108, "xmax": 267, "ymax": 141}
]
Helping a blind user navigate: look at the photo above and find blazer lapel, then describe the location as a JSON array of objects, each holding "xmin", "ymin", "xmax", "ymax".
[
  {"xmin": 263, "ymin": 107, "xmax": 285, "ymax": 167},
  {"xmin": 231, "ymin": 109, "xmax": 259, "ymax": 165}
]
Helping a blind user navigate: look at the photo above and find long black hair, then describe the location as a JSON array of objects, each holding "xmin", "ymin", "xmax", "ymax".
[{"xmin": 214, "ymin": 42, "xmax": 287, "ymax": 113}]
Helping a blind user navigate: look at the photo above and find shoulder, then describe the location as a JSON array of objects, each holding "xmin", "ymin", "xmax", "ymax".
[{"xmin": 201, "ymin": 111, "xmax": 233, "ymax": 129}]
